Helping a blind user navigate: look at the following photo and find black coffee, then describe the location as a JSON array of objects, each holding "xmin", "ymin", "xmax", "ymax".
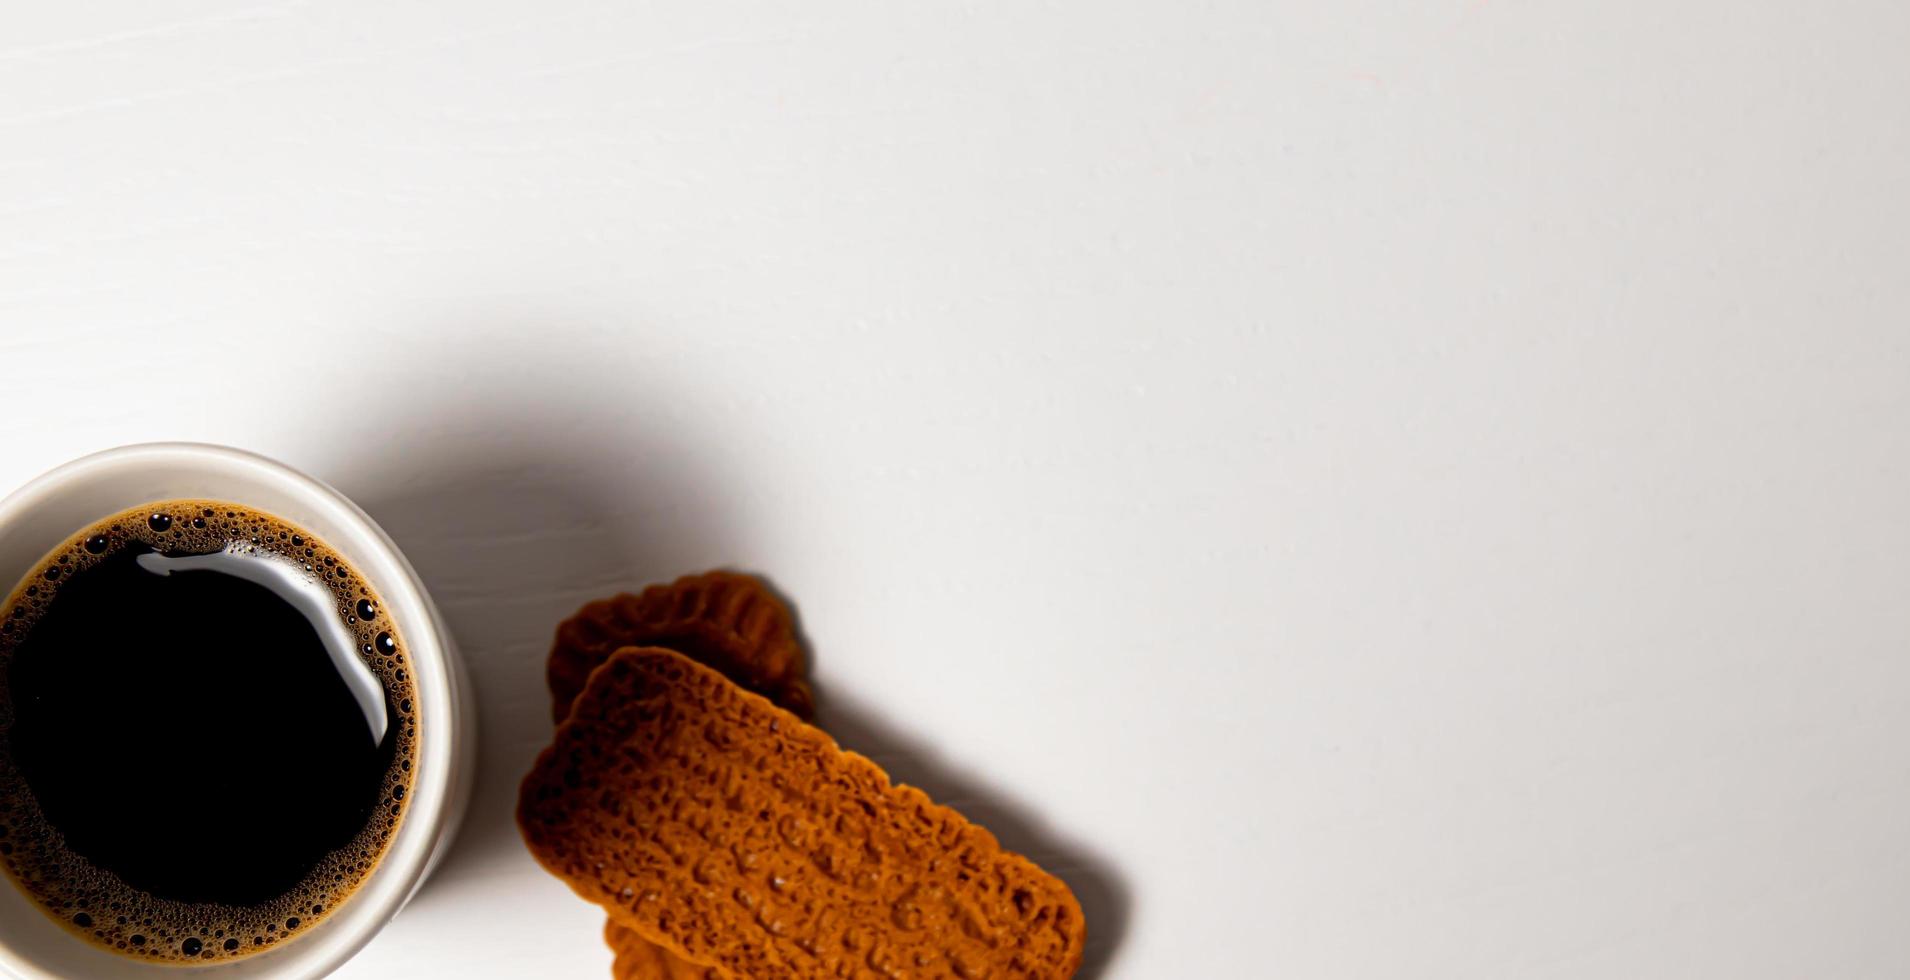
[{"xmin": 0, "ymin": 501, "xmax": 416, "ymax": 963}]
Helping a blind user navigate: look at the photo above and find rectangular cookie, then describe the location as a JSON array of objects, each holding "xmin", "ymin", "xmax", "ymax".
[{"xmin": 519, "ymin": 648, "xmax": 1085, "ymax": 979}]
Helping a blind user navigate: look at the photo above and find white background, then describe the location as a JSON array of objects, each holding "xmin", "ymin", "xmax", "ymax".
[{"xmin": 3, "ymin": 2, "xmax": 1908, "ymax": 977}]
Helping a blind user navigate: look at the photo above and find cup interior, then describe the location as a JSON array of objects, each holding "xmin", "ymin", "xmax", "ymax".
[{"xmin": 0, "ymin": 445, "xmax": 464, "ymax": 980}]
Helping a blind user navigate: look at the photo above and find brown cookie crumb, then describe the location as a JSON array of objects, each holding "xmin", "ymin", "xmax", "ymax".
[{"xmin": 520, "ymin": 648, "xmax": 1085, "ymax": 979}]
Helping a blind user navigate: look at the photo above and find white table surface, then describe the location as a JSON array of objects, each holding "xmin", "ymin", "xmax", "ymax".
[{"xmin": 3, "ymin": 3, "xmax": 1908, "ymax": 977}]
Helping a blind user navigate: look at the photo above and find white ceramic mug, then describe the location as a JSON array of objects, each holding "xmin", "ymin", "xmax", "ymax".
[{"xmin": 0, "ymin": 444, "xmax": 475, "ymax": 979}]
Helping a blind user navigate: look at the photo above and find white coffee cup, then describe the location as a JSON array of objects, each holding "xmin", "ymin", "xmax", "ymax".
[{"xmin": 0, "ymin": 444, "xmax": 475, "ymax": 979}]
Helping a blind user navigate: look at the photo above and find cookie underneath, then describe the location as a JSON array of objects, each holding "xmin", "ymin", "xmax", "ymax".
[{"xmin": 547, "ymin": 571, "xmax": 811, "ymax": 724}]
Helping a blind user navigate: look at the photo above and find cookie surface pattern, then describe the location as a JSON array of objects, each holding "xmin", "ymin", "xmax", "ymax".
[
  {"xmin": 555, "ymin": 572, "xmax": 816, "ymax": 978},
  {"xmin": 519, "ymin": 648, "xmax": 1085, "ymax": 979},
  {"xmin": 548, "ymin": 571, "xmax": 811, "ymax": 724}
]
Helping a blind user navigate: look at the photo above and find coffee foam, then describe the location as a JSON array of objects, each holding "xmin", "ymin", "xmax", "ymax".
[{"xmin": 0, "ymin": 501, "xmax": 417, "ymax": 963}]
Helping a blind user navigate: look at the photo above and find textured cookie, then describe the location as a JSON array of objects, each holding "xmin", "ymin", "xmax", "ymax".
[
  {"xmin": 519, "ymin": 648, "xmax": 1085, "ymax": 979},
  {"xmin": 548, "ymin": 571, "xmax": 812, "ymax": 724},
  {"xmin": 606, "ymin": 921, "xmax": 720, "ymax": 980},
  {"xmin": 560, "ymin": 572, "xmax": 817, "ymax": 979}
]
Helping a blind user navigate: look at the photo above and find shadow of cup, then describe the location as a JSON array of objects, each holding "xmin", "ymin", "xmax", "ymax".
[{"xmin": 326, "ymin": 375, "xmax": 1127, "ymax": 976}]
